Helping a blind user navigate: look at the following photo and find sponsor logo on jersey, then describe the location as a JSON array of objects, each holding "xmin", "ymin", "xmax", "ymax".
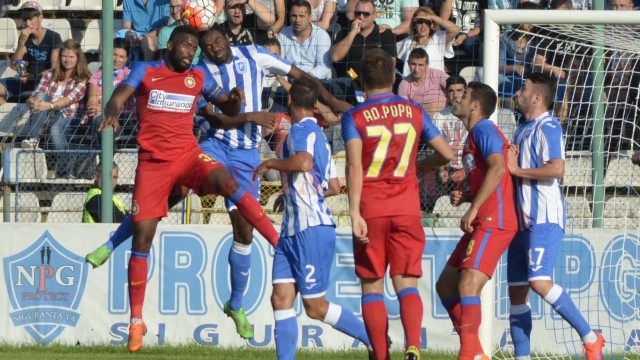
[
  {"xmin": 148, "ymin": 90, "xmax": 195, "ymax": 113},
  {"xmin": 234, "ymin": 59, "xmax": 248, "ymax": 74},
  {"xmin": 463, "ymin": 153, "xmax": 475, "ymax": 175},
  {"xmin": 3, "ymin": 231, "xmax": 88, "ymax": 343},
  {"xmin": 184, "ymin": 75, "xmax": 196, "ymax": 88},
  {"xmin": 131, "ymin": 200, "xmax": 140, "ymax": 215}
]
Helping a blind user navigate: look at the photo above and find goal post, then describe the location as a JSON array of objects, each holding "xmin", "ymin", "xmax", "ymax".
[{"xmin": 481, "ymin": 9, "xmax": 640, "ymax": 358}]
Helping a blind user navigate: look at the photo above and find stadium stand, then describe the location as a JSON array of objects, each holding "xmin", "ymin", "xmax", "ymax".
[
  {"xmin": 81, "ymin": 19, "xmax": 124, "ymax": 54},
  {"xmin": 603, "ymin": 155, "xmax": 640, "ymax": 187},
  {"xmin": 602, "ymin": 196, "xmax": 640, "ymax": 230},
  {"xmin": 42, "ymin": 18, "xmax": 72, "ymax": 42},
  {"xmin": 0, "ymin": 18, "xmax": 18, "ymax": 53},
  {"xmin": 0, "ymin": 191, "xmax": 40, "ymax": 222},
  {"xmin": 46, "ymin": 191, "xmax": 85, "ymax": 222}
]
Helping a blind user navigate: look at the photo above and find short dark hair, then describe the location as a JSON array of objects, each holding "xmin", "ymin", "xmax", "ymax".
[
  {"xmin": 21, "ymin": 8, "xmax": 40, "ymax": 20},
  {"xmin": 356, "ymin": 0, "xmax": 376, "ymax": 9},
  {"xmin": 550, "ymin": 0, "xmax": 572, "ymax": 9},
  {"xmin": 289, "ymin": 77, "xmax": 318, "ymax": 110},
  {"xmin": 289, "ymin": 0, "xmax": 312, "ymax": 13},
  {"xmin": 526, "ymin": 72, "xmax": 556, "ymax": 108},
  {"xmin": 446, "ymin": 76, "xmax": 467, "ymax": 89},
  {"xmin": 467, "ymin": 81, "xmax": 497, "ymax": 118},
  {"xmin": 114, "ymin": 38, "xmax": 131, "ymax": 57},
  {"xmin": 361, "ymin": 48, "xmax": 395, "ymax": 90},
  {"xmin": 260, "ymin": 37, "xmax": 281, "ymax": 50},
  {"xmin": 408, "ymin": 47, "xmax": 429, "ymax": 63},
  {"xmin": 169, "ymin": 25, "xmax": 200, "ymax": 43}
]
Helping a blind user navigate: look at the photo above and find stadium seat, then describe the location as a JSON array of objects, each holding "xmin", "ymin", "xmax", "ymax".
[
  {"xmin": 604, "ymin": 157, "xmax": 640, "ymax": 187},
  {"xmin": 0, "ymin": 192, "xmax": 41, "ymax": 222},
  {"xmin": 88, "ymin": 61, "xmax": 101, "ymax": 74},
  {"xmin": 333, "ymin": 151, "xmax": 346, "ymax": 180},
  {"xmin": 113, "ymin": 150, "xmax": 137, "ymax": 185},
  {"xmin": 459, "ymin": 66, "xmax": 483, "ymax": 84},
  {"xmin": 0, "ymin": 61, "xmax": 18, "ymax": 78},
  {"xmin": 42, "ymin": 19, "xmax": 72, "ymax": 42},
  {"xmin": 603, "ymin": 196, "xmax": 640, "ymax": 229},
  {"xmin": 0, "ymin": 103, "xmax": 20, "ymax": 137},
  {"xmin": 4, "ymin": 147, "xmax": 47, "ymax": 183},
  {"xmin": 81, "ymin": 19, "xmax": 124, "ymax": 54},
  {"xmin": 564, "ymin": 151, "xmax": 593, "ymax": 187},
  {"xmin": 564, "ymin": 195, "xmax": 592, "ymax": 229},
  {"xmin": 497, "ymin": 108, "xmax": 517, "ymax": 140},
  {"xmin": 8, "ymin": 0, "xmax": 63, "ymax": 11},
  {"xmin": 433, "ymin": 195, "xmax": 469, "ymax": 228},
  {"xmin": 160, "ymin": 193, "xmax": 202, "ymax": 225},
  {"xmin": 62, "ymin": 0, "xmax": 119, "ymax": 11},
  {"xmin": 46, "ymin": 192, "xmax": 86, "ymax": 223},
  {"xmin": 0, "ymin": 18, "xmax": 19, "ymax": 53}
]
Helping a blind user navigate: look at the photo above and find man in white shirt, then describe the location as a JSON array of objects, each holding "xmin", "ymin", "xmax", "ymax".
[{"xmin": 278, "ymin": 0, "xmax": 333, "ymax": 80}]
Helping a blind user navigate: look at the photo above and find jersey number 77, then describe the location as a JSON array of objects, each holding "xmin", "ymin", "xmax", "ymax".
[{"xmin": 365, "ymin": 123, "xmax": 417, "ymax": 178}]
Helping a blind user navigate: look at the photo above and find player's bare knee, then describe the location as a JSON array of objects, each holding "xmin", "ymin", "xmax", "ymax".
[
  {"xmin": 270, "ymin": 288, "xmax": 293, "ymax": 310},
  {"xmin": 302, "ymin": 298, "xmax": 328, "ymax": 320},
  {"xmin": 529, "ymin": 279, "xmax": 554, "ymax": 296},
  {"xmin": 219, "ymin": 174, "xmax": 239, "ymax": 197}
]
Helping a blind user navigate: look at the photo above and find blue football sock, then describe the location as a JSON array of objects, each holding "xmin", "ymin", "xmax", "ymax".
[
  {"xmin": 105, "ymin": 215, "xmax": 133, "ymax": 251},
  {"xmin": 274, "ymin": 309, "xmax": 298, "ymax": 360},
  {"xmin": 510, "ymin": 303, "xmax": 532, "ymax": 358},
  {"xmin": 544, "ymin": 284, "xmax": 591, "ymax": 338},
  {"xmin": 228, "ymin": 241, "xmax": 251, "ymax": 311},
  {"xmin": 322, "ymin": 302, "xmax": 371, "ymax": 347}
]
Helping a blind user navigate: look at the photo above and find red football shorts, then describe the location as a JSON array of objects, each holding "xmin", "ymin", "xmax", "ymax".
[
  {"xmin": 131, "ymin": 148, "xmax": 223, "ymax": 221},
  {"xmin": 447, "ymin": 227, "xmax": 516, "ymax": 277},
  {"xmin": 354, "ymin": 215, "xmax": 425, "ymax": 279}
]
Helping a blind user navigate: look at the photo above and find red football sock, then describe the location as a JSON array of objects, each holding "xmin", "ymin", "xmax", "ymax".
[
  {"xmin": 362, "ymin": 293, "xmax": 389, "ymax": 360},
  {"xmin": 398, "ymin": 288, "xmax": 422, "ymax": 350},
  {"xmin": 234, "ymin": 192, "xmax": 279, "ymax": 247},
  {"xmin": 444, "ymin": 297, "xmax": 462, "ymax": 334},
  {"xmin": 128, "ymin": 253, "xmax": 148, "ymax": 320},
  {"xmin": 459, "ymin": 297, "xmax": 483, "ymax": 360}
]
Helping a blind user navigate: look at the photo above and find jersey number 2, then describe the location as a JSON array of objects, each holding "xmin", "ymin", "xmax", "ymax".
[{"xmin": 366, "ymin": 123, "xmax": 416, "ymax": 178}]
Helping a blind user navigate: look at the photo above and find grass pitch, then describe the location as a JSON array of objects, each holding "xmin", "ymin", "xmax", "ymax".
[{"xmin": 0, "ymin": 344, "xmax": 458, "ymax": 359}]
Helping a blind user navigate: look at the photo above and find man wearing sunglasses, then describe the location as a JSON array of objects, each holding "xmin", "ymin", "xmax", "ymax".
[{"xmin": 330, "ymin": 0, "xmax": 396, "ymax": 87}]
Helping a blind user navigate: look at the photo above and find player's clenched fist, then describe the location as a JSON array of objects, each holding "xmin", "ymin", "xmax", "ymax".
[{"xmin": 450, "ymin": 190, "xmax": 465, "ymax": 207}]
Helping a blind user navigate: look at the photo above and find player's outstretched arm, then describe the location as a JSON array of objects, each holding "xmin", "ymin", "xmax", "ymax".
[
  {"xmin": 199, "ymin": 105, "xmax": 276, "ymax": 130},
  {"xmin": 253, "ymin": 152, "xmax": 314, "ymax": 180},
  {"xmin": 420, "ymin": 135, "xmax": 454, "ymax": 170},
  {"xmin": 100, "ymin": 84, "xmax": 136, "ymax": 132},
  {"xmin": 288, "ymin": 66, "xmax": 353, "ymax": 115}
]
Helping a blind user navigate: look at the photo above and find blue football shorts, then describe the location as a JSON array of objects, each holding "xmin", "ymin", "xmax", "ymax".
[{"xmin": 272, "ymin": 225, "xmax": 336, "ymax": 299}]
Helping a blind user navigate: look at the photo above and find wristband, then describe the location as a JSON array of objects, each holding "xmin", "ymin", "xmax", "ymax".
[{"xmin": 49, "ymin": 102, "xmax": 54, "ymax": 110}]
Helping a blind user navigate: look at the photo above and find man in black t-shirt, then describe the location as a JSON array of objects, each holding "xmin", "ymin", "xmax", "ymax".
[
  {"xmin": 330, "ymin": 0, "xmax": 396, "ymax": 80},
  {"xmin": 0, "ymin": 1, "xmax": 62, "ymax": 103},
  {"xmin": 221, "ymin": 0, "xmax": 276, "ymax": 46}
]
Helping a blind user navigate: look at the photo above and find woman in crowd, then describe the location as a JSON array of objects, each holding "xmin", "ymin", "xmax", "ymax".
[
  {"xmin": 396, "ymin": 6, "xmax": 459, "ymax": 76},
  {"xmin": 86, "ymin": 38, "xmax": 134, "ymax": 124},
  {"xmin": 26, "ymin": 39, "xmax": 91, "ymax": 178}
]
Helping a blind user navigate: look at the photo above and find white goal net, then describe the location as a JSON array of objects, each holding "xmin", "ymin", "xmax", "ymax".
[{"xmin": 480, "ymin": 10, "xmax": 640, "ymax": 360}]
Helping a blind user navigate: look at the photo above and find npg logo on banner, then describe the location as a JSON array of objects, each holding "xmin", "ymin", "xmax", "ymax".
[{"xmin": 3, "ymin": 231, "xmax": 88, "ymax": 343}]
